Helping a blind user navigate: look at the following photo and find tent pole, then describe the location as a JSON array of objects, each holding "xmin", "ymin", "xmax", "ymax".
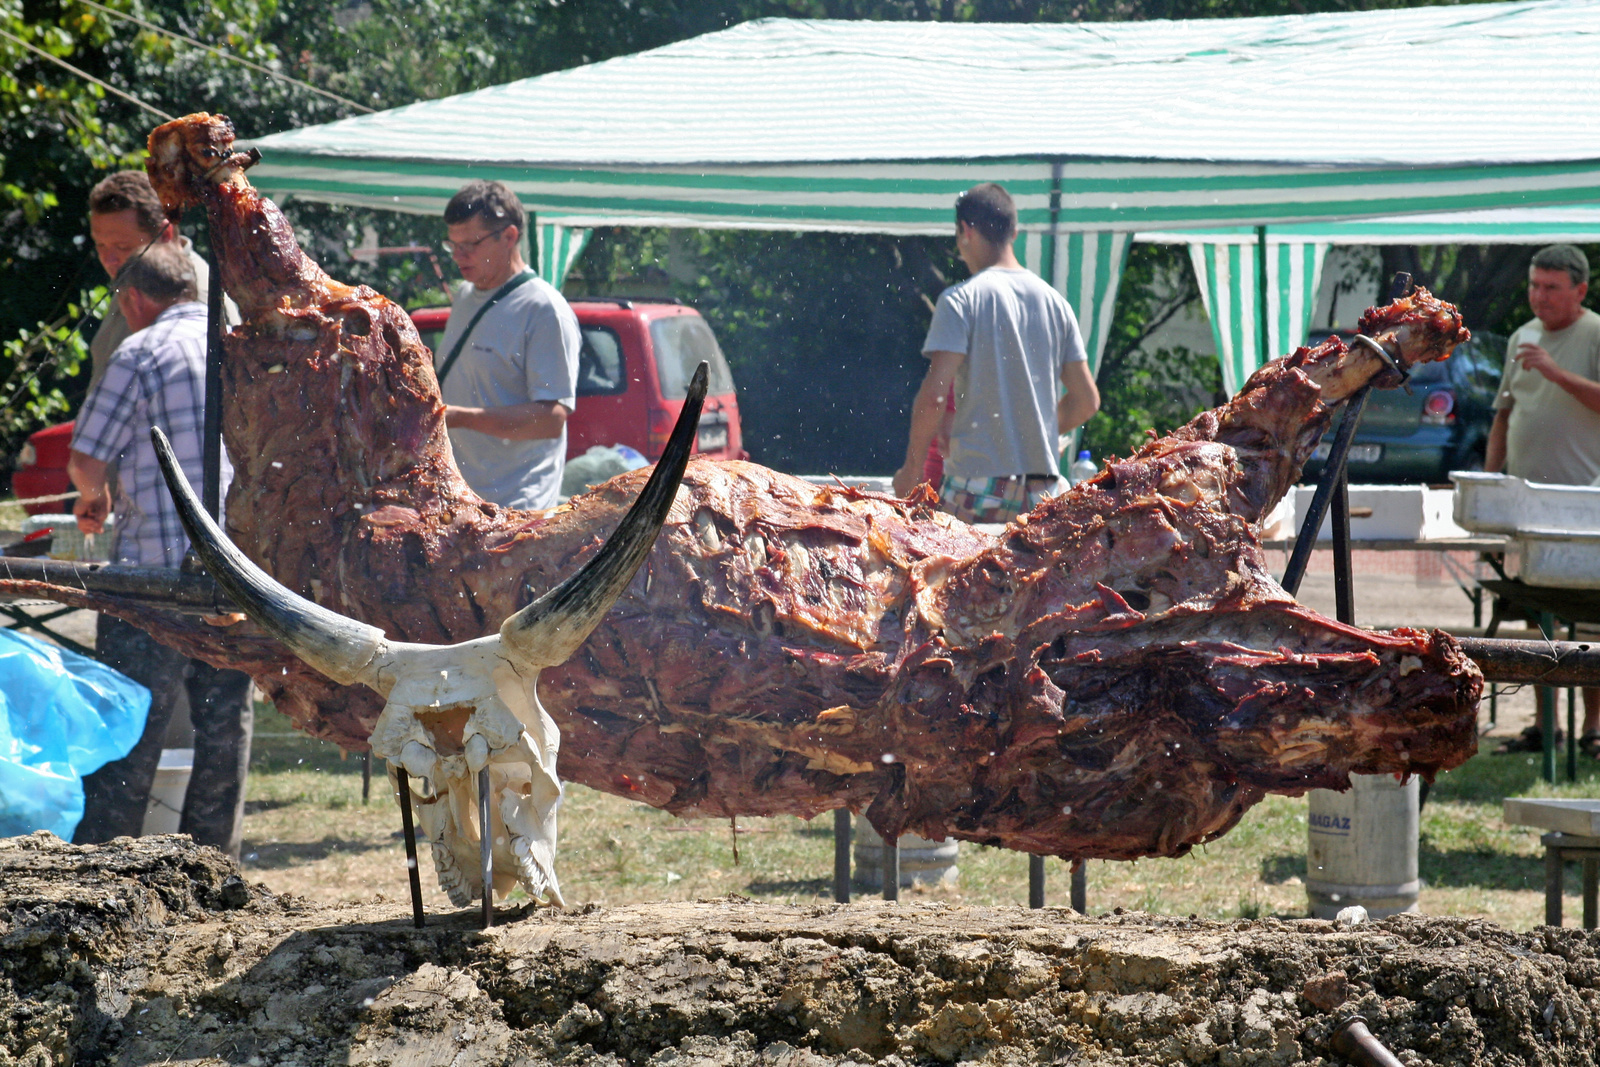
[
  {"xmin": 1046, "ymin": 162, "xmax": 1062, "ymax": 287},
  {"xmin": 1255, "ymin": 225, "xmax": 1269, "ymax": 363}
]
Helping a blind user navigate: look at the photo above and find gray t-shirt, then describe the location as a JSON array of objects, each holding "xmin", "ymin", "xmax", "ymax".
[
  {"xmin": 922, "ymin": 266, "xmax": 1088, "ymax": 479},
  {"xmin": 436, "ymin": 276, "xmax": 580, "ymax": 511},
  {"xmin": 1494, "ymin": 308, "xmax": 1600, "ymax": 485}
]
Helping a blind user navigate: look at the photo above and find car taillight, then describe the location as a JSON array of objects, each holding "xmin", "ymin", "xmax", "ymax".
[
  {"xmin": 647, "ymin": 409, "xmax": 674, "ymax": 458},
  {"xmin": 1422, "ymin": 390, "xmax": 1455, "ymax": 425}
]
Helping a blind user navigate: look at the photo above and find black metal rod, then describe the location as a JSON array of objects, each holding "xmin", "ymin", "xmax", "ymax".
[
  {"xmin": 395, "ymin": 766, "xmax": 425, "ymax": 928},
  {"xmin": 1330, "ymin": 1016, "xmax": 1404, "ymax": 1067},
  {"xmin": 361, "ymin": 751, "xmax": 372, "ymax": 805},
  {"xmin": 833, "ymin": 810, "xmax": 851, "ymax": 903},
  {"xmin": 1070, "ymin": 863, "xmax": 1087, "ymax": 914},
  {"xmin": 479, "ymin": 766, "xmax": 494, "ymax": 928},
  {"xmin": 202, "ymin": 239, "xmax": 224, "ymax": 519},
  {"xmin": 882, "ymin": 836, "xmax": 899, "ymax": 901},
  {"xmin": 1029, "ymin": 854, "xmax": 1046, "ymax": 908},
  {"xmin": 1282, "ymin": 385, "xmax": 1371, "ymax": 597},
  {"xmin": 1331, "ymin": 473, "xmax": 1356, "ymax": 624}
]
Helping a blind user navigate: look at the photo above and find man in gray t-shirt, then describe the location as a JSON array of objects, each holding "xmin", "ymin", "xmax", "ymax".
[
  {"xmin": 893, "ymin": 183, "xmax": 1100, "ymax": 524},
  {"xmin": 436, "ymin": 180, "xmax": 580, "ymax": 511}
]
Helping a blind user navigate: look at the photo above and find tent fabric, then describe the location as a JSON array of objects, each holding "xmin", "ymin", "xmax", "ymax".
[
  {"xmin": 1189, "ymin": 241, "xmax": 1330, "ymax": 395},
  {"xmin": 1017, "ymin": 230, "xmax": 1132, "ymax": 381},
  {"xmin": 1144, "ymin": 206, "xmax": 1600, "ymax": 246},
  {"xmin": 535, "ymin": 223, "xmax": 590, "ymax": 288},
  {"xmin": 249, "ymin": 1, "xmax": 1600, "ymax": 234}
]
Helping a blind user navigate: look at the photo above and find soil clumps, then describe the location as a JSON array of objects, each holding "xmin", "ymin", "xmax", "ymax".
[{"xmin": 2, "ymin": 834, "xmax": 1595, "ymax": 1066}]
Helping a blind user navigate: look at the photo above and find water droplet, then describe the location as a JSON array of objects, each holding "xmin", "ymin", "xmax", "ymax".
[
  {"xmin": 1062, "ymin": 806, "xmax": 1073, "ymax": 816},
  {"xmin": 880, "ymin": 753, "xmax": 895, "ymax": 764}
]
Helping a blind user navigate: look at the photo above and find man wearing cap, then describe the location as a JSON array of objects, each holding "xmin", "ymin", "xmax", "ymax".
[
  {"xmin": 893, "ymin": 182, "xmax": 1100, "ymax": 522},
  {"xmin": 1486, "ymin": 243, "xmax": 1600, "ymax": 757},
  {"xmin": 66, "ymin": 242, "xmax": 254, "ymax": 856}
]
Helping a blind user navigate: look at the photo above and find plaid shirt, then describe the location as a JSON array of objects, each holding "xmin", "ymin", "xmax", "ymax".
[{"xmin": 71, "ymin": 302, "xmax": 231, "ymax": 567}]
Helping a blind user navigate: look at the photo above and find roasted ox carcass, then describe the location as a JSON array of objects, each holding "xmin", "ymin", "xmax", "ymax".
[{"xmin": 2, "ymin": 114, "xmax": 1479, "ymax": 902}]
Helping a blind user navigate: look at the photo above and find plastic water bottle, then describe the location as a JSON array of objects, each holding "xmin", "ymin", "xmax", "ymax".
[{"xmin": 1069, "ymin": 449, "xmax": 1097, "ymax": 487}]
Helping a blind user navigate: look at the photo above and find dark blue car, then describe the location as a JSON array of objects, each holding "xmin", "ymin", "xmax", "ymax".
[{"xmin": 1302, "ymin": 329, "xmax": 1506, "ymax": 485}]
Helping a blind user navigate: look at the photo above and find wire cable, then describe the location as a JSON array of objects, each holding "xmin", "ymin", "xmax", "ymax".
[
  {"xmin": 79, "ymin": 0, "xmax": 375, "ymax": 114},
  {"xmin": 0, "ymin": 25, "xmax": 174, "ymax": 121}
]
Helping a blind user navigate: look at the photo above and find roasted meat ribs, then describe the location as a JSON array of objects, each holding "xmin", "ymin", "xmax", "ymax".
[{"xmin": 1, "ymin": 114, "xmax": 1479, "ymax": 864}]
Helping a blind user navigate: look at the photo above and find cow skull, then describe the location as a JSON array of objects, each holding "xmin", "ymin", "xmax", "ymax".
[{"xmin": 152, "ymin": 365, "xmax": 708, "ymax": 907}]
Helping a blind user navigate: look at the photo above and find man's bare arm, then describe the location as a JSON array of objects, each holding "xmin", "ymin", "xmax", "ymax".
[
  {"xmin": 894, "ymin": 350, "xmax": 963, "ymax": 498},
  {"xmin": 1515, "ymin": 344, "xmax": 1600, "ymax": 415},
  {"xmin": 445, "ymin": 400, "xmax": 570, "ymax": 440},
  {"xmin": 67, "ymin": 448, "xmax": 110, "ymax": 534},
  {"xmin": 1057, "ymin": 360, "xmax": 1101, "ymax": 441}
]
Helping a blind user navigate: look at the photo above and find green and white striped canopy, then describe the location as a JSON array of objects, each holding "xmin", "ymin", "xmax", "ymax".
[{"xmin": 250, "ymin": 1, "xmax": 1600, "ymax": 234}]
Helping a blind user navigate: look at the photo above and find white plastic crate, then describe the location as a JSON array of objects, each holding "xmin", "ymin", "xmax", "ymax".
[
  {"xmin": 1507, "ymin": 527, "xmax": 1600, "ymax": 589},
  {"xmin": 21, "ymin": 513, "xmax": 112, "ymax": 562},
  {"xmin": 1292, "ymin": 484, "xmax": 1469, "ymax": 542},
  {"xmin": 1452, "ymin": 472, "xmax": 1600, "ymax": 535}
]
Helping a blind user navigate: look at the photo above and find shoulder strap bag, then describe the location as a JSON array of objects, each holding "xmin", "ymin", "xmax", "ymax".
[{"xmin": 434, "ymin": 269, "xmax": 537, "ymax": 384}]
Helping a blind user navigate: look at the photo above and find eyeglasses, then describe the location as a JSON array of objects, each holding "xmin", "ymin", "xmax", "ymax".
[{"xmin": 443, "ymin": 226, "xmax": 510, "ymax": 256}]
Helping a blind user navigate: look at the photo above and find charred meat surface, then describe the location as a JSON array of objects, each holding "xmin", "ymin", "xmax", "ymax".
[{"xmin": 0, "ymin": 113, "xmax": 1480, "ymax": 863}]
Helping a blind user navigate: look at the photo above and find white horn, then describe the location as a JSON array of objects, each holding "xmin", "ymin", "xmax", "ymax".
[
  {"xmin": 151, "ymin": 426, "xmax": 387, "ymax": 687},
  {"xmin": 500, "ymin": 361, "xmax": 707, "ymax": 668}
]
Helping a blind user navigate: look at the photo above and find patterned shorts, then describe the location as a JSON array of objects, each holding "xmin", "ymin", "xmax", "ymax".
[{"xmin": 938, "ymin": 472, "xmax": 1067, "ymax": 524}]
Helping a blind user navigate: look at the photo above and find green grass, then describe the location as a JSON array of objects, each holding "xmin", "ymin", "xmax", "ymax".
[{"xmin": 242, "ymin": 701, "xmax": 1599, "ymax": 927}]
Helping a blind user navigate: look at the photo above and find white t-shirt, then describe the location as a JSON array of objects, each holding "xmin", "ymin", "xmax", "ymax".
[
  {"xmin": 436, "ymin": 276, "xmax": 580, "ymax": 511},
  {"xmin": 922, "ymin": 266, "xmax": 1088, "ymax": 479}
]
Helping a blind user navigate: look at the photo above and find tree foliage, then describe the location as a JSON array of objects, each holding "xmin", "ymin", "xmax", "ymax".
[{"xmin": 3, "ymin": 0, "xmax": 1518, "ymax": 479}]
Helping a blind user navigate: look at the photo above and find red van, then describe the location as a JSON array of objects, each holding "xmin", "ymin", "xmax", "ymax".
[
  {"xmin": 408, "ymin": 298, "xmax": 744, "ymax": 462},
  {"xmin": 9, "ymin": 298, "xmax": 744, "ymax": 517},
  {"xmin": 11, "ymin": 421, "xmax": 75, "ymax": 516}
]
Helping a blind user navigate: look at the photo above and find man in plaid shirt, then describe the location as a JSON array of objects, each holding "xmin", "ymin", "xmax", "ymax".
[{"xmin": 66, "ymin": 242, "xmax": 253, "ymax": 857}]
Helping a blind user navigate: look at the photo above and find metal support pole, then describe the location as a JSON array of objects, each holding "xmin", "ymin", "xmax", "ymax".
[
  {"xmin": 202, "ymin": 239, "xmax": 224, "ymax": 518},
  {"xmin": 1547, "ymin": 845, "xmax": 1564, "ymax": 927},
  {"xmin": 1029, "ymin": 854, "xmax": 1046, "ymax": 908},
  {"xmin": 478, "ymin": 767, "xmax": 494, "ymax": 928},
  {"xmin": 1331, "ymin": 474, "xmax": 1356, "ymax": 624},
  {"xmin": 395, "ymin": 766, "xmax": 425, "ymax": 928},
  {"xmin": 1569, "ymin": 622, "xmax": 1579, "ymax": 783},
  {"xmin": 361, "ymin": 751, "xmax": 372, "ymax": 805},
  {"xmin": 1539, "ymin": 611, "xmax": 1557, "ymax": 784},
  {"xmin": 833, "ymin": 810, "xmax": 851, "ymax": 903},
  {"xmin": 882, "ymin": 836, "xmax": 899, "ymax": 901},
  {"xmin": 1282, "ymin": 387, "xmax": 1370, "ymax": 596},
  {"xmin": 1585, "ymin": 856, "xmax": 1599, "ymax": 930},
  {"xmin": 1070, "ymin": 863, "xmax": 1087, "ymax": 914},
  {"xmin": 1255, "ymin": 225, "xmax": 1270, "ymax": 360}
]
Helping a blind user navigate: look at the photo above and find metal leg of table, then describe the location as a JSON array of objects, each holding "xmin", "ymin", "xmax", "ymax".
[
  {"xmin": 1546, "ymin": 846, "xmax": 1564, "ymax": 927},
  {"xmin": 1539, "ymin": 612, "xmax": 1557, "ymax": 784},
  {"xmin": 1029, "ymin": 854, "xmax": 1045, "ymax": 908},
  {"xmin": 1485, "ymin": 602, "xmax": 1502, "ymax": 725},
  {"xmin": 833, "ymin": 810, "xmax": 851, "ymax": 904},
  {"xmin": 882, "ymin": 836, "xmax": 899, "ymax": 901},
  {"xmin": 1585, "ymin": 857, "xmax": 1599, "ymax": 931},
  {"xmin": 1568, "ymin": 623, "xmax": 1579, "ymax": 782}
]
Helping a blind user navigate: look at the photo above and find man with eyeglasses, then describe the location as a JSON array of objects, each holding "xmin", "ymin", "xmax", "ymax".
[{"xmin": 435, "ymin": 180, "xmax": 580, "ymax": 511}]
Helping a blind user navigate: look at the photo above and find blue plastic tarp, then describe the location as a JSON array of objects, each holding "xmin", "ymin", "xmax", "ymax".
[{"xmin": 0, "ymin": 629, "xmax": 150, "ymax": 839}]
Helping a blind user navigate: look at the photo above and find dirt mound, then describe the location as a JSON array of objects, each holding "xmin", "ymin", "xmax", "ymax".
[{"xmin": 2, "ymin": 834, "xmax": 1596, "ymax": 1066}]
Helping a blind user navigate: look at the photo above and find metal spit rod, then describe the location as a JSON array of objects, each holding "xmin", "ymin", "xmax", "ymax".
[{"xmin": 3, "ymin": 559, "xmax": 1599, "ymax": 686}]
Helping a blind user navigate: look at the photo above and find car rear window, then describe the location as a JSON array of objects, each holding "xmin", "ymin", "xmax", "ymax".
[
  {"xmin": 578, "ymin": 326, "xmax": 626, "ymax": 396},
  {"xmin": 649, "ymin": 316, "xmax": 736, "ymax": 399}
]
